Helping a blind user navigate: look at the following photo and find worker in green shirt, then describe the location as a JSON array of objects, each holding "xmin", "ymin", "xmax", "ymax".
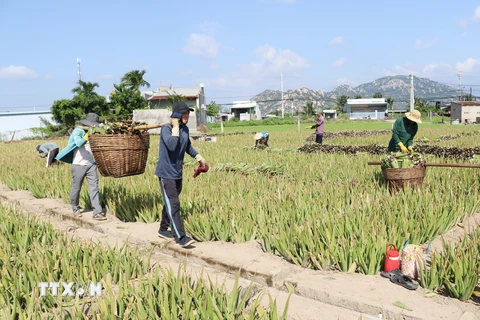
[{"xmin": 388, "ymin": 110, "xmax": 422, "ymax": 153}]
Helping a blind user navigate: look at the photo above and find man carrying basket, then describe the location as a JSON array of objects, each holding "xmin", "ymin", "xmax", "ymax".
[{"xmin": 156, "ymin": 102, "xmax": 209, "ymax": 248}]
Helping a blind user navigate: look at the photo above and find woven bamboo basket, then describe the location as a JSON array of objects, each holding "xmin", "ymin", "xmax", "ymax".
[
  {"xmin": 89, "ymin": 132, "xmax": 150, "ymax": 178},
  {"xmin": 381, "ymin": 165, "xmax": 426, "ymax": 192}
]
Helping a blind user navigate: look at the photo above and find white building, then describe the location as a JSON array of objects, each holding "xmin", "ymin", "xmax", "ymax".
[
  {"xmin": 450, "ymin": 101, "xmax": 480, "ymax": 124},
  {"xmin": 345, "ymin": 98, "xmax": 388, "ymax": 120},
  {"xmin": 230, "ymin": 100, "xmax": 261, "ymax": 121},
  {"xmin": 0, "ymin": 111, "xmax": 53, "ymax": 141}
]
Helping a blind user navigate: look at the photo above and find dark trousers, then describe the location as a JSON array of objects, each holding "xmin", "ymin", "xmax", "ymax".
[
  {"xmin": 46, "ymin": 148, "xmax": 59, "ymax": 167},
  {"xmin": 159, "ymin": 178, "xmax": 185, "ymax": 239},
  {"xmin": 315, "ymin": 134, "xmax": 323, "ymax": 144}
]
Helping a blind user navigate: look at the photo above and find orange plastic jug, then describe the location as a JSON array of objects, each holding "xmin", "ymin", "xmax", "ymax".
[{"xmin": 384, "ymin": 244, "xmax": 400, "ymax": 272}]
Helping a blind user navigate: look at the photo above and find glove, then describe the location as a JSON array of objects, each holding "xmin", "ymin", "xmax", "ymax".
[
  {"xmin": 170, "ymin": 118, "xmax": 180, "ymax": 137},
  {"xmin": 398, "ymin": 142, "xmax": 408, "ymax": 153},
  {"xmin": 305, "ymin": 125, "xmax": 314, "ymax": 129},
  {"xmin": 407, "ymin": 146, "xmax": 413, "ymax": 152},
  {"xmin": 193, "ymin": 163, "xmax": 209, "ymax": 178},
  {"xmin": 83, "ymin": 133, "xmax": 89, "ymax": 141},
  {"xmin": 195, "ymin": 154, "xmax": 208, "ymax": 166},
  {"xmin": 171, "ymin": 112, "xmax": 182, "ymax": 119}
]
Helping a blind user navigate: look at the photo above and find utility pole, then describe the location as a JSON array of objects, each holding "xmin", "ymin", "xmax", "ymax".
[
  {"xmin": 457, "ymin": 73, "xmax": 462, "ymax": 101},
  {"xmin": 77, "ymin": 58, "xmax": 82, "ymax": 82},
  {"xmin": 409, "ymin": 74, "xmax": 414, "ymax": 112},
  {"xmin": 470, "ymin": 87, "xmax": 472, "ymax": 102},
  {"xmin": 281, "ymin": 73, "xmax": 284, "ymax": 118}
]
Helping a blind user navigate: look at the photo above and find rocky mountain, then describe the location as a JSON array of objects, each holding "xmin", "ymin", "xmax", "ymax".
[{"xmin": 251, "ymin": 75, "xmax": 459, "ymax": 115}]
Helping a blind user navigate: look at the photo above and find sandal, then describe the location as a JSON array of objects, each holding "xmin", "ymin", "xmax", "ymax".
[{"xmin": 381, "ymin": 268, "xmax": 418, "ymax": 290}]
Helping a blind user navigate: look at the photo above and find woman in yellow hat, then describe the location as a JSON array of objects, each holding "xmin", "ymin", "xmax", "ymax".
[{"xmin": 388, "ymin": 110, "xmax": 422, "ymax": 153}]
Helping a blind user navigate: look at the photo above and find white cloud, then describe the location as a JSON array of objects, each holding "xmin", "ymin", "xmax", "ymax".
[
  {"xmin": 209, "ymin": 63, "xmax": 220, "ymax": 70},
  {"xmin": 204, "ymin": 44, "xmax": 309, "ymax": 90},
  {"xmin": 456, "ymin": 19, "xmax": 469, "ymax": 28},
  {"xmin": 0, "ymin": 65, "xmax": 38, "ymax": 80},
  {"xmin": 248, "ymin": 44, "xmax": 310, "ymax": 77},
  {"xmin": 422, "ymin": 63, "xmax": 452, "ymax": 75},
  {"xmin": 456, "ymin": 57, "xmax": 480, "ymax": 73},
  {"xmin": 330, "ymin": 36, "xmax": 344, "ymax": 46},
  {"xmin": 44, "ymin": 74, "xmax": 55, "ymax": 79},
  {"xmin": 415, "ymin": 38, "xmax": 438, "ymax": 49},
  {"xmin": 332, "ymin": 58, "xmax": 345, "ymax": 68},
  {"xmin": 472, "ymin": 5, "xmax": 480, "ymax": 21},
  {"xmin": 184, "ymin": 33, "xmax": 219, "ymax": 58}
]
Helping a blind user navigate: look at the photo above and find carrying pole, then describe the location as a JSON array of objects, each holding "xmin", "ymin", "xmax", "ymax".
[{"xmin": 367, "ymin": 161, "xmax": 480, "ymax": 169}]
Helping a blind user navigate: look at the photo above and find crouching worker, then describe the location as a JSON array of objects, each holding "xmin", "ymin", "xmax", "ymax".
[
  {"xmin": 36, "ymin": 142, "xmax": 59, "ymax": 167},
  {"xmin": 388, "ymin": 110, "xmax": 422, "ymax": 153},
  {"xmin": 156, "ymin": 101, "xmax": 209, "ymax": 248},
  {"xmin": 254, "ymin": 131, "xmax": 269, "ymax": 149}
]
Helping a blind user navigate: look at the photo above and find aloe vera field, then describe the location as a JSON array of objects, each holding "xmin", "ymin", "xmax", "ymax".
[{"xmin": 1, "ymin": 119, "xmax": 480, "ymax": 317}]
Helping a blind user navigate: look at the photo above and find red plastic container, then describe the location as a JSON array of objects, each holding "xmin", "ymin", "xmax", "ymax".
[{"xmin": 384, "ymin": 244, "xmax": 400, "ymax": 272}]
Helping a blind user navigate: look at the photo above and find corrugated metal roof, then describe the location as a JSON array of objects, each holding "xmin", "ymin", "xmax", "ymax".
[
  {"xmin": 453, "ymin": 101, "xmax": 480, "ymax": 106},
  {"xmin": 148, "ymin": 95, "xmax": 198, "ymax": 101}
]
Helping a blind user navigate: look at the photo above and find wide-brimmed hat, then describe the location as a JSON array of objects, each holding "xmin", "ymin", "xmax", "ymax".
[
  {"xmin": 172, "ymin": 101, "xmax": 195, "ymax": 115},
  {"xmin": 405, "ymin": 110, "xmax": 422, "ymax": 124},
  {"xmin": 254, "ymin": 132, "xmax": 263, "ymax": 140},
  {"xmin": 79, "ymin": 113, "xmax": 100, "ymax": 126}
]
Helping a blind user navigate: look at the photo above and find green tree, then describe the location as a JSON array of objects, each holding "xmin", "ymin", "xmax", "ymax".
[
  {"xmin": 355, "ymin": 95, "xmax": 362, "ymax": 99},
  {"xmin": 334, "ymin": 95, "xmax": 349, "ymax": 113},
  {"xmin": 109, "ymin": 83, "xmax": 148, "ymax": 120},
  {"xmin": 206, "ymin": 101, "xmax": 220, "ymax": 117},
  {"xmin": 373, "ymin": 92, "xmax": 383, "ymax": 98},
  {"xmin": 386, "ymin": 96, "xmax": 394, "ymax": 109},
  {"xmin": 304, "ymin": 101, "xmax": 315, "ymax": 115},
  {"xmin": 120, "ymin": 69, "xmax": 151, "ymax": 91},
  {"xmin": 71, "ymin": 80, "xmax": 108, "ymax": 115},
  {"xmin": 30, "ymin": 116, "xmax": 64, "ymax": 138},
  {"xmin": 51, "ymin": 99, "xmax": 84, "ymax": 129}
]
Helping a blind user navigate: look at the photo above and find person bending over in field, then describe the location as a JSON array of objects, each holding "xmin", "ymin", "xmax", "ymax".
[
  {"xmin": 156, "ymin": 101, "xmax": 209, "ymax": 248},
  {"xmin": 36, "ymin": 142, "xmax": 59, "ymax": 167},
  {"xmin": 254, "ymin": 131, "xmax": 269, "ymax": 149},
  {"xmin": 388, "ymin": 110, "xmax": 422, "ymax": 153}
]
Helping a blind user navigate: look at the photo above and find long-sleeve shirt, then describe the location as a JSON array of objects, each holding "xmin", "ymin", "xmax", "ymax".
[
  {"xmin": 388, "ymin": 117, "xmax": 418, "ymax": 152},
  {"xmin": 315, "ymin": 116, "xmax": 324, "ymax": 135},
  {"xmin": 56, "ymin": 128, "xmax": 94, "ymax": 164},
  {"xmin": 155, "ymin": 124, "xmax": 198, "ymax": 179},
  {"xmin": 38, "ymin": 143, "xmax": 59, "ymax": 157}
]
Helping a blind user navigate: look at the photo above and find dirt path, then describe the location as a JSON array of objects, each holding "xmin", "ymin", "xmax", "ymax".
[{"xmin": 0, "ymin": 183, "xmax": 478, "ymax": 320}]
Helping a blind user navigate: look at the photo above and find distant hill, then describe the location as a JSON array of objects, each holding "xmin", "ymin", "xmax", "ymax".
[{"xmin": 251, "ymin": 75, "xmax": 459, "ymax": 115}]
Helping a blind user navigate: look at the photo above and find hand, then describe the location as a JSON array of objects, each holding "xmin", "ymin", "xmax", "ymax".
[
  {"xmin": 83, "ymin": 133, "xmax": 89, "ymax": 141},
  {"xmin": 171, "ymin": 112, "xmax": 182, "ymax": 119},
  {"xmin": 398, "ymin": 142, "xmax": 408, "ymax": 153},
  {"xmin": 407, "ymin": 146, "xmax": 413, "ymax": 152},
  {"xmin": 305, "ymin": 125, "xmax": 314, "ymax": 129},
  {"xmin": 195, "ymin": 154, "xmax": 208, "ymax": 166},
  {"xmin": 170, "ymin": 118, "xmax": 180, "ymax": 127}
]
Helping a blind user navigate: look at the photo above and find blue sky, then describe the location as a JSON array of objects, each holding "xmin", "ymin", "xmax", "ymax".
[{"xmin": 1, "ymin": 0, "xmax": 479, "ymax": 112}]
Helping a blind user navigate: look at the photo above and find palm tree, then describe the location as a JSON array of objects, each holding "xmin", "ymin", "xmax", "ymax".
[
  {"xmin": 71, "ymin": 80, "xmax": 105, "ymax": 114},
  {"xmin": 386, "ymin": 96, "xmax": 394, "ymax": 109},
  {"xmin": 121, "ymin": 70, "xmax": 151, "ymax": 91},
  {"xmin": 334, "ymin": 95, "xmax": 349, "ymax": 113},
  {"xmin": 304, "ymin": 101, "xmax": 314, "ymax": 115},
  {"xmin": 373, "ymin": 92, "xmax": 383, "ymax": 98}
]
